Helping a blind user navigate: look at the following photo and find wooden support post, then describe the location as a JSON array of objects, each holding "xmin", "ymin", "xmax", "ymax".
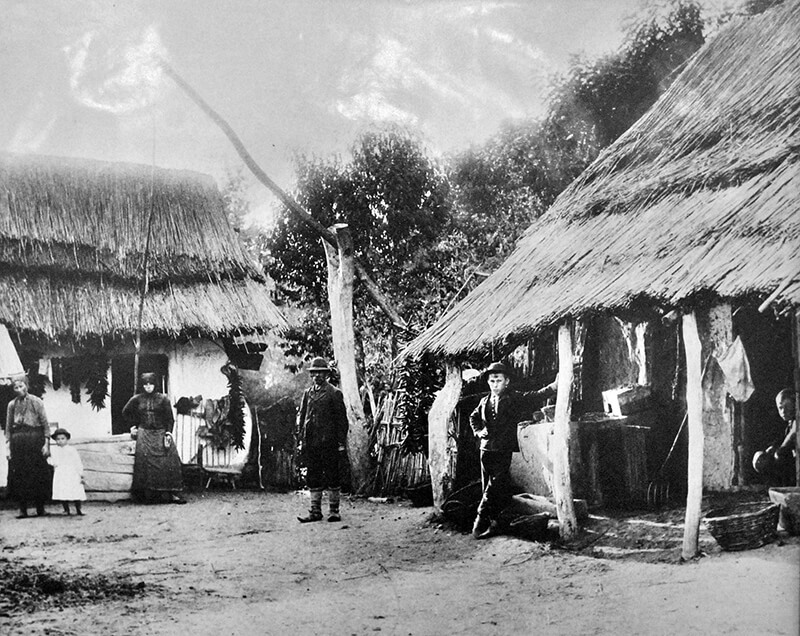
[
  {"xmin": 323, "ymin": 224, "xmax": 371, "ymax": 492},
  {"xmin": 792, "ymin": 307, "xmax": 800, "ymax": 486},
  {"xmin": 428, "ymin": 363, "xmax": 462, "ymax": 508},
  {"xmin": 553, "ymin": 323, "xmax": 578, "ymax": 541},
  {"xmin": 682, "ymin": 311, "xmax": 704, "ymax": 560}
]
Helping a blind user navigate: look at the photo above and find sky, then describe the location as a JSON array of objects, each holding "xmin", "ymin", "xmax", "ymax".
[{"xmin": 0, "ymin": 0, "xmax": 712, "ymax": 227}]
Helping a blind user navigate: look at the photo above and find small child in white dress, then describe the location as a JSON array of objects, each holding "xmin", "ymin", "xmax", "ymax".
[{"xmin": 47, "ymin": 428, "xmax": 87, "ymax": 516}]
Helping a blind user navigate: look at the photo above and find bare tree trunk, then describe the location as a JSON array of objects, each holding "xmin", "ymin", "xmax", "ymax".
[
  {"xmin": 553, "ymin": 323, "xmax": 578, "ymax": 541},
  {"xmin": 160, "ymin": 61, "xmax": 407, "ymax": 330},
  {"xmin": 323, "ymin": 224, "xmax": 370, "ymax": 491},
  {"xmin": 682, "ymin": 311, "xmax": 704, "ymax": 560},
  {"xmin": 428, "ymin": 363, "xmax": 462, "ymax": 508}
]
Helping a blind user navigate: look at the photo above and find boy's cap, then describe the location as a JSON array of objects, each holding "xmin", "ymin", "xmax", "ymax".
[
  {"xmin": 51, "ymin": 428, "xmax": 71, "ymax": 440},
  {"xmin": 483, "ymin": 362, "xmax": 511, "ymax": 377}
]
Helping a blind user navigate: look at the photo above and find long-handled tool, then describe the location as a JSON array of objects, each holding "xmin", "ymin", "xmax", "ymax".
[
  {"xmin": 647, "ymin": 354, "xmax": 712, "ymax": 509},
  {"xmin": 647, "ymin": 411, "xmax": 688, "ymax": 508}
]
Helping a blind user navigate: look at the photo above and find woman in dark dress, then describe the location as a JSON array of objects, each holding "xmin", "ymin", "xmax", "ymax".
[
  {"xmin": 4, "ymin": 377, "xmax": 52, "ymax": 517},
  {"xmin": 123, "ymin": 372, "xmax": 185, "ymax": 504}
]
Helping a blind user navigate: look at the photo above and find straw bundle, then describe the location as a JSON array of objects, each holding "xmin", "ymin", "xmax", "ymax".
[{"xmin": 405, "ymin": 1, "xmax": 800, "ymax": 360}]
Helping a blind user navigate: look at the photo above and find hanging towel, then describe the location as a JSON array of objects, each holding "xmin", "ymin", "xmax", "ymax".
[
  {"xmin": 38, "ymin": 357, "xmax": 53, "ymax": 383},
  {"xmin": 717, "ymin": 336, "xmax": 755, "ymax": 402},
  {"xmin": 0, "ymin": 324, "xmax": 24, "ymax": 378}
]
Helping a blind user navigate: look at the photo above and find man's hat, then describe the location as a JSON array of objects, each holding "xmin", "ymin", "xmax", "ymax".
[
  {"xmin": 308, "ymin": 357, "xmax": 331, "ymax": 372},
  {"xmin": 483, "ymin": 362, "xmax": 511, "ymax": 377},
  {"xmin": 51, "ymin": 427, "xmax": 71, "ymax": 440}
]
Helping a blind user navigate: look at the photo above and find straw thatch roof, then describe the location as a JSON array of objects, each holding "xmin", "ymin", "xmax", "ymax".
[
  {"xmin": 0, "ymin": 153, "xmax": 288, "ymax": 341},
  {"xmin": 405, "ymin": 1, "xmax": 800, "ymax": 360}
]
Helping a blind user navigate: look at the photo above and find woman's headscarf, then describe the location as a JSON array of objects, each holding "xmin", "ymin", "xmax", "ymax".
[{"xmin": 140, "ymin": 372, "xmax": 158, "ymax": 385}]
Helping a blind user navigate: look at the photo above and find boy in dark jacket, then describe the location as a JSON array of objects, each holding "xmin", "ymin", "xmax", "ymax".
[
  {"xmin": 469, "ymin": 362, "xmax": 555, "ymax": 539},
  {"xmin": 296, "ymin": 357, "xmax": 349, "ymax": 523}
]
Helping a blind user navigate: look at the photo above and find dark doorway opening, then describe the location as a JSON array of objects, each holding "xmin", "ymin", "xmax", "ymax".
[
  {"xmin": 734, "ymin": 306, "xmax": 794, "ymax": 485},
  {"xmin": 111, "ymin": 354, "xmax": 169, "ymax": 435}
]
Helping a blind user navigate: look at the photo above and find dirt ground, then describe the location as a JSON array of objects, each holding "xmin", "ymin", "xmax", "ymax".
[{"xmin": 1, "ymin": 488, "xmax": 798, "ymax": 636}]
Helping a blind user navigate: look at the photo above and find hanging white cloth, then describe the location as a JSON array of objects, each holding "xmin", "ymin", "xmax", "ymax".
[
  {"xmin": 0, "ymin": 324, "xmax": 24, "ymax": 378},
  {"xmin": 717, "ymin": 336, "xmax": 755, "ymax": 402},
  {"xmin": 38, "ymin": 357, "xmax": 53, "ymax": 384}
]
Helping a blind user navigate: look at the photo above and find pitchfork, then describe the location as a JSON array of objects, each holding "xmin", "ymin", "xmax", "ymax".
[
  {"xmin": 647, "ymin": 355, "xmax": 712, "ymax": 509},
  {"xmin": 647, "ymin": 411, "xmax": 687, "ymax": 508}
]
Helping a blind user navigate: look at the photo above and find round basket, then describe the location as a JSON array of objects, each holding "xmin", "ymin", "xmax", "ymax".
[
  {"xmin": 441, "ymin": 481, "xmax": 483, "ymax": 528},
  {"xmin": 704, "ymin": 502, "xmax": 780, "ymax": 551}
]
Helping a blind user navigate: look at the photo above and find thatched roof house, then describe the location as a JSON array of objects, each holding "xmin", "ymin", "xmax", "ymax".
[
  {"xmin": 0, "ymin": 152, "xmax": 287, "ymax": 342},
  {"xmin": 405, "ymin": 1, "xmax": 799, "ymax": 360},
  {"xmin": 411, "ymin": 3, "xmax": 800, "ymax": 512}
]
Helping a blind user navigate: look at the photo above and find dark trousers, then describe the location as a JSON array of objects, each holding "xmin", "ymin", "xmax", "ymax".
[
  {"xmin": 476, "ymin": 450, "xmax": 513, "ymax": 521},
  {"xmin": 305, "ymin": 445, "xmax": 341, "ymax": 490}
]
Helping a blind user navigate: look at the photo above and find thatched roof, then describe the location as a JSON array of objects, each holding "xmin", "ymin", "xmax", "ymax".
[
  {"xmin": 0, "ymin": 153, "xmax": 288, "ymax": 341},
  {"xmin": 405, "ymin": 1, "xmax": 800, "ymax": 360}
]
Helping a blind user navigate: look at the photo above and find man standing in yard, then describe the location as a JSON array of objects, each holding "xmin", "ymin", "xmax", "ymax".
[
  {"xmin": 470, "ymin": 362, "xmax": 555, "ymax": 539},
  {"xmin": 296, "ymin": 357, "xmax": 349, "ymax": 523}
]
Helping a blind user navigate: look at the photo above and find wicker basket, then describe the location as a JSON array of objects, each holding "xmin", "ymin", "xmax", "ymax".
[{"xmin": 704, "ymin": 502, "xmax": 780, "ymax": 551}]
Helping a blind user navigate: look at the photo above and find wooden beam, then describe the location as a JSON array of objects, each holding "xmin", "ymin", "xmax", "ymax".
[
  {"xmin": 323, "ymin": 225, "xmax": 371, "ymax": 492},
  {"xmin": 681, "ymin": 311, "xmax": 704, "ymax": 560},
  {"xmin": 428, "ymin": 363, "xmax": 462, "ymax": 507},
  {"xmin": 553, "ymin": 323, "xmax": 578, "ymax": 541},
  {"xmin": 792, "ymin": 307, "xmax": 800, "ymax": 485},
  {"xmin": 160, "ymin": 60, "xmax": 408, "ymax": 331}
]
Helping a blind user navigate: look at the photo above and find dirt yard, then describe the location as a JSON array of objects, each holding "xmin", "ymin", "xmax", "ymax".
[{"xmin": 1, "ymin": 489, "xmax": 798, "ymax": 636}]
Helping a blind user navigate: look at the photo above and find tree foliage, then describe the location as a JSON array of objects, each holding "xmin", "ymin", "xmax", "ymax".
[
  {"xmin": 449, "ymin": 0, "xmax": 707, "ymax": 271},
  {"xmin": 550, "ymin": 0, "xmax": 705, "ymax": 148},
  {"xmin": 264, "ymin": 127, "xmax": 458, "ymax": 378}
]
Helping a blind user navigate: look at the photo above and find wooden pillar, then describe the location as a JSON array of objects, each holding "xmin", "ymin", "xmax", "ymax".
[
  {"xmin": 553, "ymin": 323, "xmax": 578, "ymax": 540},
  {"xmin": 681, "ymin": 311, "xmax": 704, "ymax": 560},
  {"xmin": 323, "ymin": 224, "xmax": 371, "ymax": 491},
  {"xmin": 793, "ymin": 307, "xmax": 800, "ymax": 486},
  {"xmin": 428, "ymin": 363, "xmax": 462, "ymax": 508}
]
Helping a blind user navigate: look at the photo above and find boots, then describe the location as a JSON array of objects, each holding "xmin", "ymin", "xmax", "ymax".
[
  {"xmin": 75, "ymin": 501, "xmax": 83, "ymax": 516},
  {"xmin": 327, "ymin": 487, "xmax": 341, "ymax": 522},
  {"xmin": 298, "ymin": 489, "xmax": 324, "ymax": 523},
  {"xmin": 17, "ymin": 502, "xmax": 28, "ymax": 519},
  {"xmin": 62, "ymin": 502, "xmax": 71, "ymax": 516}
]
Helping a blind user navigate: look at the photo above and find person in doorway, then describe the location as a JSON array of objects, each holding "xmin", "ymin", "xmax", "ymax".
[
  {"xmin": 753, "ymin": 388, "xmax": 797, "ymax": 485},
  {"xmin": 469, "ymin": 362, "xmax": 556, "ymax": 539},
  {"xmin": 4, "ymin": 376, "xmax": 52, "ymax": 518},
  {"xmin": 123, "ymin": 372, "xmax": 186, "ymax": 504},
  {"xmin": 296, "ymin": 357, "xmax": 348, "ymax": 523},
  {"xmin": 48, "ymin": 428, "xmax": 86, "ymax": 516}
]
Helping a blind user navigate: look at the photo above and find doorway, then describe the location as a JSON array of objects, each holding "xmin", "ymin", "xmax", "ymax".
[{"xmin": 111, "ymin": 354, "xmax": 169, "ymax": 435}]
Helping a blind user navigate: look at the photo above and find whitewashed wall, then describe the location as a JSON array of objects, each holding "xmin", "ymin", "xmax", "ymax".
[
  {"xmin": 165, "ymin": 340, "xmax": 230, "ymax": 403},
  {"xmin": 42, "ymin": 384, "xmax": 112, "ymax": 438},
  {"xmin": 0, "ymin": 338, "xmax": 233, "ymax": 489}
]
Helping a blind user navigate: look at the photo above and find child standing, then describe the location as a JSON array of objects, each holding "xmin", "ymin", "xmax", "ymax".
[
  {"xmin": 469, "ymin": 362, "xmax": 556, "ymax": 539},
  {"xmin": 47, "ymin": 428, "xmax": 87, "ymax": 516}
]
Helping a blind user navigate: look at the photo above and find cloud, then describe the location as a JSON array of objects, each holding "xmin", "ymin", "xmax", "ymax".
[{"xmin": 64, "ymin": 24, "xmax": 167, "ymax": 114}]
